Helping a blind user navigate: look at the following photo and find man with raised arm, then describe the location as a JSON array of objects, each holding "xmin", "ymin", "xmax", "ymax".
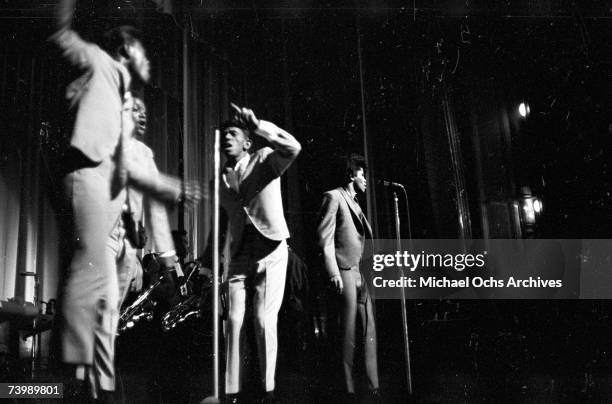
[
  {"xmin": 52, "ymin": 1, "xmax": 198, "ymax": 400},
  {"xmin": 202, "ymin": 104, "xmax": 300, "ymax": 403}
]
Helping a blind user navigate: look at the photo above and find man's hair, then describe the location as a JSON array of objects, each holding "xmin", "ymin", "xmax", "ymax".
[
  {"xmin": 220, "ymin": 120, "xmax": 250, "ymax": 139},
  {"xmin": 131, "ymin": 88, "xmax": 145, "ymax": 102},
  {"xmin": 345, "ymin": 154, "xmax": 367, "ymax": 178},
  {"xmin": 330, "ymin": 154, "xmax": 367, "ymax": 187},
  {"xmin": 101, "ymin": 25, "xmax": 143, "ymax": 59}
]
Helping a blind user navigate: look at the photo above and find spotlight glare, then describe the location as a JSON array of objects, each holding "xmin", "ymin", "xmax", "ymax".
[
  {"xmin": 533, "ymin": 199, "xmax": 542, "ymax": 214},
  {"xmin": 518, "ymin": 102, "xmax": 528, "ymax": 117}
]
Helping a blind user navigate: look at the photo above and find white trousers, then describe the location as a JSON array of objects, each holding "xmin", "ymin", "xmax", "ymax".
[{"xmin": 225, "ymin": 231, "xmax": 288, "ymax": 394}]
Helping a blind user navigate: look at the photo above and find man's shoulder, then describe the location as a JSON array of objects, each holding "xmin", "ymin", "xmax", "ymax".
[
  {"xmin": 323, "ymin": 188, "xmax": 343, "ymax": 199},
  {"xmin": 133, "ymin": 140, "xmax": 154, "ymax": 158},
  {"xmin": 321, "ymin": 188, "xmax": 346, "ymax": 206}
]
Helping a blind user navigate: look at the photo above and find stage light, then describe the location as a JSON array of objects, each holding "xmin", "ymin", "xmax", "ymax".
[
  {"xmin": 519, "ymin": 187, "xmax": 542, "ymax": 233},
  {"xmin": 518, "ymin": 102, "xmax": 530, "ymax": 118},
  {"xmin": 533, "ymin": 199, "xmax": 542, "ymax": 214},
  {"xmin": 521, "ymin": 197, "xmax": 536, "ymax": 224}
]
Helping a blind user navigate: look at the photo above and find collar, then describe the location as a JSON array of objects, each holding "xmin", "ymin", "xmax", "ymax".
[
  {"xmin": 234, "ymin": 153, "xmax": 250, "ymax": 171},
  {"xmin": 226, "ymin": 153, "xmax": 250, "ymax": 172},
  {"xmin": 342, "ymin": 185, "xmax": 359, "ymax": 202}
]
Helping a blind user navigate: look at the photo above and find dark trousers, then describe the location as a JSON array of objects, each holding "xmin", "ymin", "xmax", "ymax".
[{"xmin": 338, "ymin": 267, "xmax": 379, "ymax": 393}]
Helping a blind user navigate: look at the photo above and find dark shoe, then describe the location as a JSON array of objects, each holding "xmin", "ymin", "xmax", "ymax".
[
  {"xmin": 344, "ymin": 392, "xmax": 357, "ymax": 403},
  {"xmin": 95, "ymin": 390, "xmax": 114, "ymax": 404},
  {"xmin": 63, "ymin": 379, "xmax": 94, "ymax": 404},
  {"xmin": 224, "ymin": 393, "xmax": 241, "ymax": 404},
  {"xmin": 367, "ymin": 388, "xmax": 382, "ymax": 404},
  {"xmin": 258, "ymin": 391, "xmax": 275, "ymax": 404}
]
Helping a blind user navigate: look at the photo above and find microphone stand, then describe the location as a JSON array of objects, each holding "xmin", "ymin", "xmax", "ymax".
[
  {"xmin": 20, "ymin": 271, "xmax": 40, "ymax": 380},
  {"xmin": 202, "ymin": 129, "xmax": 220, "ymax": 404},
  {"xmin": 392, "ymin": 190, "xmax": 413, "ymax": 395}
]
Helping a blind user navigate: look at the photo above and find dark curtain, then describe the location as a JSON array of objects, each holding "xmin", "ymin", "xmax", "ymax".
[
  {"xmin": 0, "ymin": 27, "xmax": 64, "ymax": 309},
  {"xmin": 181, "ymin": 33, "xmax": 235, "ymax": 259},
  {"xmin": 0, "ymin": 23, "xmax": 67, "ymax": 358}
]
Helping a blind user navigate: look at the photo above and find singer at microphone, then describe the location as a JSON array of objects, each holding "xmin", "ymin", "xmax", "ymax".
[{"xmin": 316, "ymin": 155, "xmax": 381, "ymax": 401}]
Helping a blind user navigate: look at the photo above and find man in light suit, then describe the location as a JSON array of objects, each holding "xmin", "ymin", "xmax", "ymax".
[
  {"xmin": 52, "ymin": 1, "xmax": 152, "ymax": 399},
  {"xmin": 117, "ymin": 95, "xmax": 179, "ymax": 308},
  {"xmin": 208, "ymin": 104, "xmax": 300, "ymax": 403},
  {"xmin": 317, "ymin": 156, "xmax": 380, "ymax": 402},
  {"xmin": 74, "ymin": 95, "xmax": 182, "ymax": 395},
  {"xmin": 53, "ymin": 2, "xmax": 196, "ymax": 398}
]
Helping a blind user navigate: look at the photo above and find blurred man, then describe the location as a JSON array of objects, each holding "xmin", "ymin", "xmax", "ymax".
[
  {"xmin": 116, "ymin": 96, "xmax": 180, "ymax": 308},
  {"xmin": 52, "ymin": 1, "xmax": 197, "ymax": 399},
  {"xmin": 204, "ymin": 104, "xmax": 300, "ymax": 403},
  {"xmin": 316, "ymin": 156, "xmax": 380, "ymax": 402},
  {"xmin": 52, "ymin": 1, "xmax": 150, "ymax": 399}
]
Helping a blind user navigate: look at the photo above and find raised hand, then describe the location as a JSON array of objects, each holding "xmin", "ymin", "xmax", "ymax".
[
  {"xmin": 56, "ymin": 0, "xmax": 77, "ymax": 29},
  {"xmin": 230, "ymin": 102, "xmax": 260, "ymax": 131}
]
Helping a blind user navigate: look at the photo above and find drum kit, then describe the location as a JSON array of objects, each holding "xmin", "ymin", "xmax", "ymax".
[{"xmin": 117, "ymin": 255, "xmax": 214, "ymax": 336}]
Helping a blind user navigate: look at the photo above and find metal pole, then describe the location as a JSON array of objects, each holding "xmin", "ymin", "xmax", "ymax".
[
  {"xmin": 393, "ymin": 191, "xmax": 413, "ymax": 395},
  {"xmin": 202, "ymin": 129, "xmax": 220, "ymax": 404},
  {"xmin": 180, "ymin": 26, "xmax": 189, "ymax": 233}
]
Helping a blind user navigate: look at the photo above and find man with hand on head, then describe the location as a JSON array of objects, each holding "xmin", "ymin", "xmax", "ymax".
[{"xmin": 202, "ymin": 103, "xmax": 300, "ymax": 404}]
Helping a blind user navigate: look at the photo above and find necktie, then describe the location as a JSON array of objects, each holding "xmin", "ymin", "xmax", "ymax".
[
  {"xmin": 353, "ymin": 196, "xmax": 372, "ymax": 237},
  {"xmin": 225, "ymin": 167, "xmax": 240, "ymax": 192},
  {"xmin": 353, "ymin": 196, "xmax": 364, "ymax": 216}
]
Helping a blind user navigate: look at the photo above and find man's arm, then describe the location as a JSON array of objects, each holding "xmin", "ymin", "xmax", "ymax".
[
  {"xmin": 51, "ymin": 0, "xmax": 99, "ymax": 69},
  {"xmin": 255, "ymin": 120, "xmax": 301, "ymax": 175},
  {"xmin": 230, "ymin": 103, "xmax": 301, "ymax": 176},
  {"xmin": 124, "ymin": 147, "xmax": 201, "ymax": 205},
  {"xmin": 317, "ymin": 192, "xmax": 341, "ymax": 279},
  {"xmin": 56, "ymin": 0, "xmax": 76, "ymax": 30},
  {"xmin": 144, "ymin": 183, "xmax": 175, "ymax": 255},
  {"xmin": 142, "ymin": 154, "xmax": 183, "ymax": 274}
]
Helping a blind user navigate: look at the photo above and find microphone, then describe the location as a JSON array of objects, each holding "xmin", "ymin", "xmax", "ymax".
[{"xmin": 377, "ymin": 179, "xmax": 404, "ymax": 188}]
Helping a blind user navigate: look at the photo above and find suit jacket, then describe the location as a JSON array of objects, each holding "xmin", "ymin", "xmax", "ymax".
[
  {"xmin": 317, "ymin": 187, "xmax": 373, "ymax": 278},
  {"xmin": 219, "ymin": 120, "xmax": 301, "ymax": 259},
  {"xmin": 124, "ymin": 139, "xmax": 175, "ymax": 253},
  {"xmin": 52, "ymin": 28, "xmax": 131, "ymax": 164}
]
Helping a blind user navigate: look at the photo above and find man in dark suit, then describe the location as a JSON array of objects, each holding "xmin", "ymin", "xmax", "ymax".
[
  {"xmin": 317, "ymin": 156, "xmax": 380, "ymax": 401},
  {"xmin": 206, "ymin": 104, "xmax": 300, "ymax": 403}
]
